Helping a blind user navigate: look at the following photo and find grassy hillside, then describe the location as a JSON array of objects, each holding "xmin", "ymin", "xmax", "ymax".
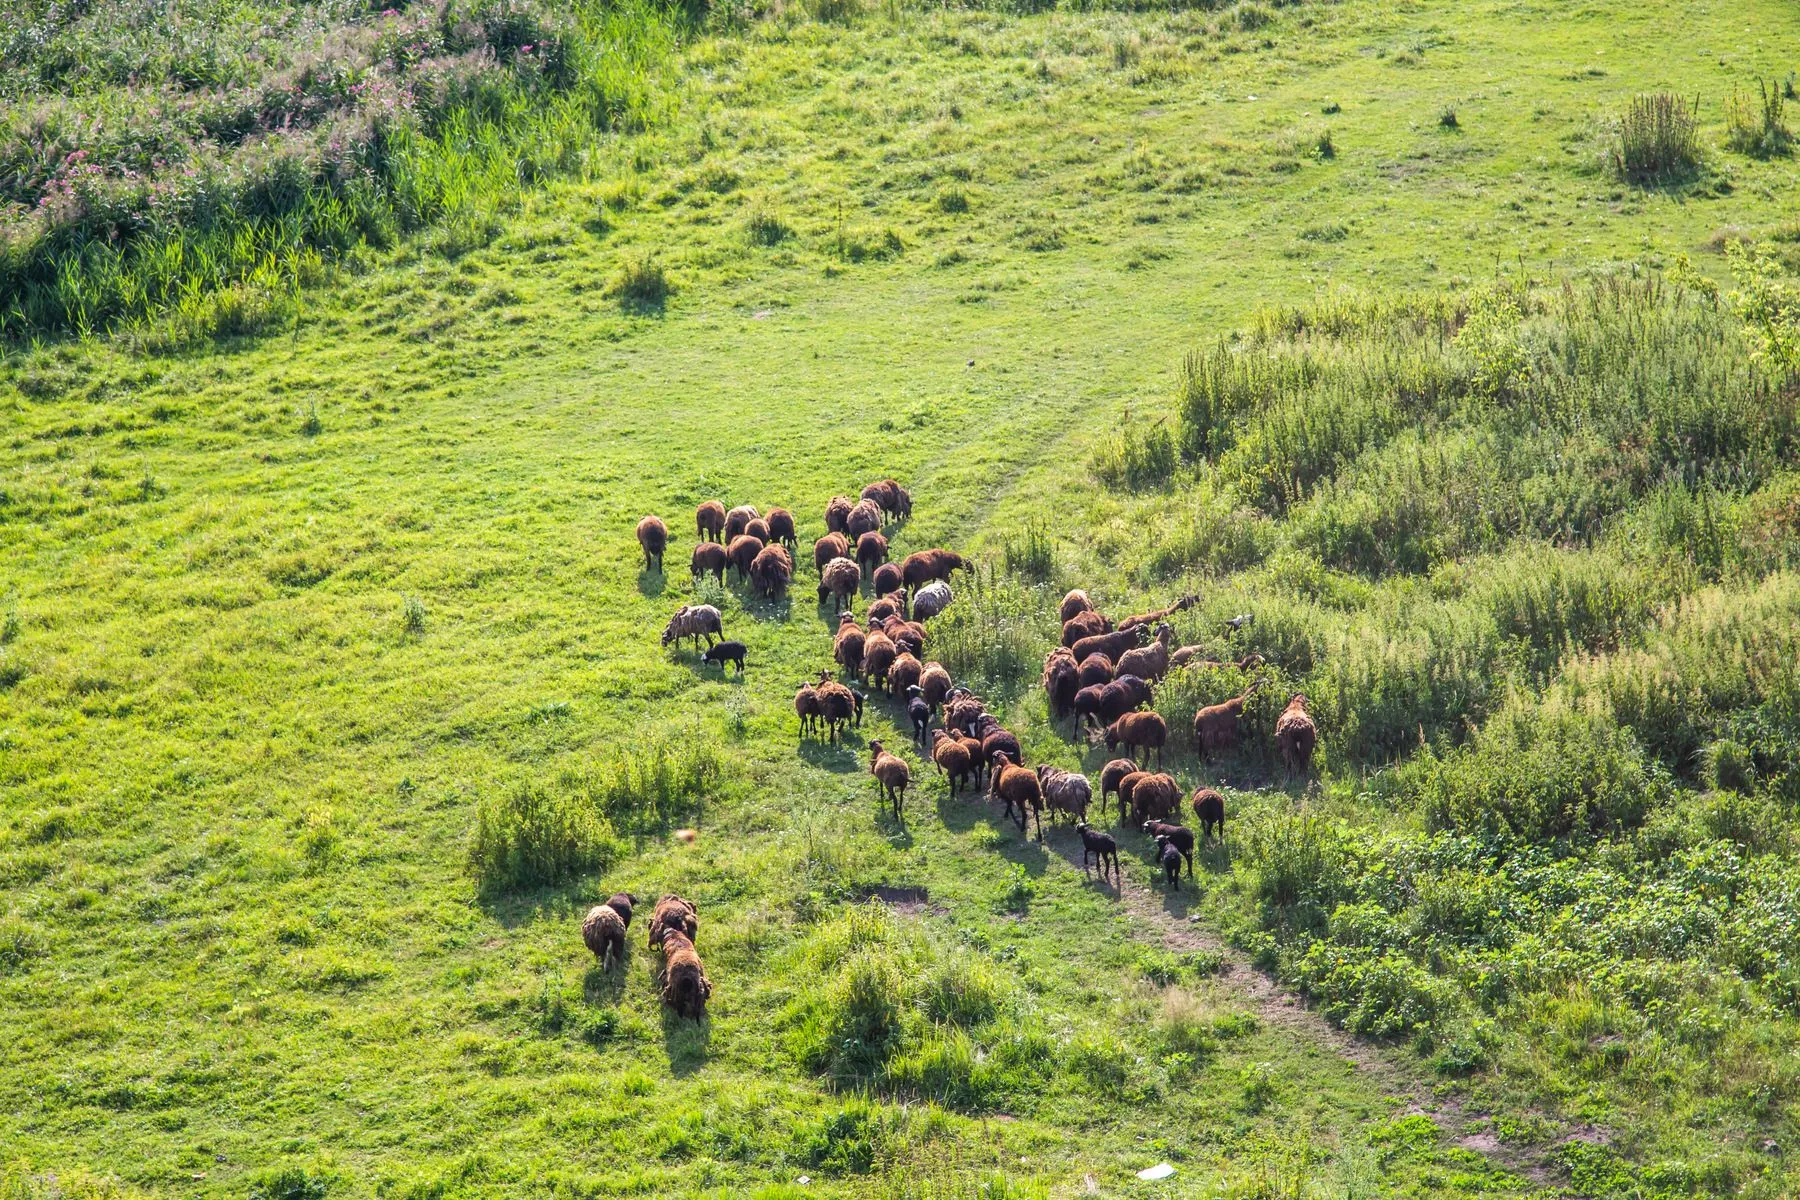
[{"xmin": 4, "ymin": 0, "xmax": 1800, "ymax": 1195}]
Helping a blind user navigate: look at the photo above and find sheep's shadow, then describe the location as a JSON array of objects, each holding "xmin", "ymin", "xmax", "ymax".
[
  {"xmin": 637, "ymin": 568, "xmax": 666, "ymax": 598},
  {"xmin": 584, "ymin": 961, "xmax": 630, "ymax": 1006},
  {"xmin": 662, "ymin": 1011, "xmax": 712, "ymax": 1076},
  {"xmin": 797, "ymin": 738, "xmax": 863, "ymax": 771},
  {"xmin": 933, "ymin": 785, "xmax": 990, "ymax": 832},
  {"xmin": 1038, "ymin": 824, "xmax": 1125, "ymax": 899},
  {"xmin": 688, "ymin": 661, "xmax": 747, "ymax": 685}
]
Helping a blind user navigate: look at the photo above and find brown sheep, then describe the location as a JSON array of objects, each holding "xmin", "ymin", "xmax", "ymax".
[
  {"xmin": 833, "ymin": 615, "xmax": 866, "ymax": 679},
  {"xmin": 1105, "ymin": 711, "xmax": 1168, "ymax": 767},
  {"xmin": 888, "ymin": 481, "xmax": 913, "ymax": 519},
  {"xmin": 695, "ymin": 500, "xmax": 726, "ymax": 543},
  {"xmin": 816, "ymin": 674, "xmax": 862, "ymax": 743},
  {"xmin": 867, "ymin": 591, "xmax": 906, "ymax": 625},
  {"xmin": 888, "ymin": 651, "xmax": 923, "ymax": 697},
  {"xmin": 883, "ymin": 615, "xmax": 926, "ymax": 658},
  {"xmin": 846, "ymin": 499, "xmax": 884, "ymax": 540},
  {"xmin": 690, "ymin": 541, "xmax": 727, "ymax": 584},
  {"xmin": 581, "ymin": 893, "xmax": 636, "ymax": 969},
  {"xmin": 956, "ymin": 731, "xmax": 987, "ymax": 787},
  {"xmin": 989, "ymin": 752, "xmax": 1043, "ymax": 840},
  {"xmin": 1169, "ymin": 644, "xmax": 1218, "ymax": 670},
  {"xmin": 931, "ymin": 729, "xmax": 975, "ymax": 794},
  {"xmin": 659, "ymin": 930, "xmax": 712, "ymax": 1021},
  {"xmin": 1116, "ymin": 770, "xmax": 1148, "ymax": 824},
  {"xmin": 646, "ymin": 893, "xmax": 699, "ymax": 949},
  {"xmin": 1275, "ymin": 693, "xmax": 1318, "ymax": 778},
  {"xmin": 749, "ymin": 544, "xmax": 793, "ymax": 599},
  {"xmin": 817, "ymin": 556, "xmax": 861, "ymax": 612},
  {"xmin": 1059, "ymin": 589, "xmax": 1096, "ymax": 623},
  {"xmin": 1099, "ymin": 758, "xmax": 1139, "ymax": 816},
  {"xmin": 944, "ymin": 693, "xmax": 986, "ymax": 736},
  {"xmin": 1129, "ymin": 772, "xmax": 1182, "ymax": 825},
  {"xmin": 744, "ymin": 517, "xmax": 772, "ymax": 544},
  {"xmin": 860, "ymin": 480, "xmax": 898, "ymax": 516},
  {"xmin": 1061, "ymin": 609, "xmax": 1112, "ymax": 648},
  {"xmin": 1119, "ymin": 594, "xmax": 1199, "ymax": 633},
  {"xmin": 1077, "ymin": 653, "xmax": 1115, "ymax": 690},
  {"xmin": 1117, "ymin": 624, "xmax": 1175, "ymax": 683},
  {"xmin": 795, "ymin": 679, "xmax": 823, "ymax": 740},
  {"xmin": 861, "ymin": 629, "xmax": 898, "ymax": 691},
  {"xmin": 1194, "ymin": 685, "xmax": 1257, "ymax": 761},
  {"xmin": 855, "ymin": 531, "xmax": 889, "ymax": 575},
  {"xmin": 1035, "ymin": 766, "xmax": 1092, "ymax": 825},
  {"xmin": 919, "ymin": 661, "xmax": 953, "ymax": 710},
  {"xmin": 870, "ymin": 740, "xmax": 911, "ymax": 821},
  {"xmin": 872, "ymin": 562, "xmax": 904, "ymax": 597},
  {"xmin": 1077, "ymin": 674, "xmax": 1153, "ymax": 729},
  {"xmin": 979, "ymin": 722, "xmax": 1023, "ymax": 775},
  {"xmin": 1192, "ymin": 787, "xmax": 1226, "ymax": 844},
  {"xmin": 1072, "ymin": 626, "xmax": 1148, "ymax": 665},
  {"xmin": 766, "ymin": 508, "xmax": 798, "ymax": 549},
  {"xmin": 814, "ymin": 532, "xmax": 851, "ymax": 577},
  {"xmin": 901, "ymin": 549, "xmax": 968, "ymax": 595},
  {"xmin": 662, "ymin": 604, "xmax": 723, "ymax": 651},
  {"xmin": 724, "ymin": 504, "xmax": 760, "ymax": 541},
  {"xmin": 824, "ymin": 495, "xmax": 854, "ymax": 534},
  {"xmin": 726, "ymin": 534, "xmax": 764, "ymax": 581},
  {"xmin": 636, "ymin": 516, "xmax": 668, "ymax": 573},
  {"xmin": 1042, "ymin": 648, "xmax": 1079, "ymax": 723}
]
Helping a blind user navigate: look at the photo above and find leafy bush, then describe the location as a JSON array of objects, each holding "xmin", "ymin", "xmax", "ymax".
[
  {"xmin": 466, "ymin": 783, "xmax": 623, "ymax": 892},
  {"xmin": 1610, "ymin": 92, "xmax": 1700, "ymax": 183}
]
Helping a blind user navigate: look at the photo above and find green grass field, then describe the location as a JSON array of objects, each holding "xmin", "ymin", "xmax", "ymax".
[{"xmin": 5, "ymin": 0, "xmax": 1800, "ymax": 1195}]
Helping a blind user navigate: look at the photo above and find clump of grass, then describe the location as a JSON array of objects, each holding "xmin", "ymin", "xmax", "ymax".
[
  {"xmin": 1610, "ymin": 92, "xmax": 1701, "ymax": 182},
  {"xmin": 1322, "ymin": 100, "xmax": 1342, "ymax": 115},
  {"xmin": 1091, "ymin": 411, "xmax": 1177, "ymax": 491},
  {"xmin": 1233, "ymin": 2, "xmax": 1274, "ymax": 32},
  {"xmin": 1312, "ymin": 126, "xmax": 1336, "ymax": 160},
  {"xmin": 299, "ymin": 401, "xmax": 322, "ymax": 437},
  {"xmin": 744, "ymin": 207, "xmax": 791, "ymax": 246},
  {"xmin": 930, "ymin": 566, "xmax": 1054, "ymax": 698},
  {"xmin": 1438, "ymin": 106, "xmax": 1459, "ymax": 129},
  {"xmin": 610, "ymin": 255, "xmax": 671, "ymax": 310},
  {"xmin": 1724, "ymin": 78, "xmax": 1793, "ymax": 158},
  {"xmin": 401, "ymin": 596, "xmax": 427, "ymax": 635},
  {"xmin": 1001, "ymin": 523, "xmax": 1055, "ymax": 582},
  {"xmin": 467, "ymin": 783, "xmax": 623, "ymax": 892},
  {"xmin": 937, "ymin": 187, "xmax": 970, "ymax": 214},
  {"xmin": 564, "ymin": 735, "xmax": 725, "ymax": 831}
]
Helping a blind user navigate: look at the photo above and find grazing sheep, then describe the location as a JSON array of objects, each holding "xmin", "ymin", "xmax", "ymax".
[
  {"xmin": 872, "ymin": 562, "xmax": 904, "ymax": 597},
  {"xmin": 691, "ymin": 541, "xmax": 727, "ymax": 584},
  {"xmin": 726, "ymin": 534, "xmax": 764, "ymax": 581},
  {"xmin": 867, "ymin": 591, "xmax": 906, "ymax": 625},
  {"xmin": 1106, "ymin": 711, "xmax": 1168, "ymax": 767},
  {"xmin": 1156, "ymin": 837, "xmax": 1184, "ymax": 892},
  {"xmin": 900, "ymin": 549, "xmax": 968, "ymax": 596},
  {"xmin": 855, "ymin": 531, "xmax": 889, "ymax": 575},
  {"xmin": 989, "ymin": 752, "xmax": 1043, "ymax": 840},
  {"xmin": 861, "ymin": 629, "xmax": 898, "ymax": 692},
  {"xmin": 869, "ymin": 740, "xmax": 911, "ymax": 821},
  {"xmin": 919, "ymin": 661, "xmax": 953, "ymax": 711},
  {"xmin": 1130, "ymin": 773, "xmax": 1182, "ymax": 825},
  {"xmin": 695, "ymin": 500, "xmax": 726, "ymax": 543},
  {"xmin": 1071, "ymin": 685, "xmax": 1108, "ymax": 728},
  {"xmin": 891, "ymin": 482, "xmax": 913, "ymax": 519},
  {"xmin": 833, "ymin": 615, "xmax": 867, "ymax": 678},
  {"xmin": 701, "ymin": 640, "xmax": 746, "ymax": 674},
  {"xmin": 814, "ymin": 532, "xmax": 851, "ymax": 577},
  {"xmin": 662, "ymin": 604, "xmax": 723, "ymax": 651},
  {"xmin": 911, "ymin": 580, "xmax": 953, "ymax": 622},
  {"xmin": 581, "ymin": 893, "xmax": 637, "ymax": 969},
  {"xmin": 744, "ymin": 518, "xmax": 772, "ymax": 545},
  {"xmin": 1036, "ymin": 765, "xmax": 1092, "ymax": 825},
  {"xmin": 1075, "ymin": 822, "xmax": 1120, "ymax": 886},
  {"xmin": 1192, "ymin": 787, "xmax": 1226, "ymax": 844},
  {"xmin": 816, "ymin": 673, "xmax": 861, "ymax": 743},
  {"xmin": 817, "ymin": 556, "xmax": 861, "ymax": 612},
  {"xmin": 659, "ymin": 930, "xmax": 712, "ymax": 1021},
  {"xmin": 795, "ymin": 679, "xmax": 823, "ymax": 740},
  {"xmin": 1062, "ymin": 609, "xmax": 1113, "ymax": 648},
  {"xmin": 862, "ymin": 479, "xmax": 910, "ymax": 521},
  {"xmin": 1193, "ymin": 685, "xmax": 1257, "ymax": 760},
  {"xmin": 1042, "ymin": 648, "xmax": 1079, "ymax": 723},
  {"xmin": 930, "ymin": 729, "xmax": 975, "ymax": 794},
  {"xmin": 1059, "ymin": 589, "xmax": 1096, "ymax": 623},
  {"xmin": 889, "ymin": 651, "xmax": 923, "ymax": 698},
  {"xmin": 636, "ymin": 516, "xmax": 668, "ymax": 572},
  {"xmin": 956, "ymin": 731, "xmax": 987, "ymax": 788},
  {"xmin": 1072, "ymin": 626, "xmax": 1148, "ymax": 665},
  {"xmin": 646, "ymin": 893, "xmax": 699, "ymax": 949},
  {"xmin": 1143, "ymin": 821, "xmax": 1194, "ymax": 879},
  {"xmin": 1236, "ymin": 653, "xmax": 1265, "ymax": 671},
  {"xmin": 724, "ymin": 504, "xmax": 760, "ymax": 542},
  {"xmin": 906, "ymin": 686, "xmax": 932, "ymax": 748},
  {"xmin": 1099, "ymin": 758, "xmax": 1139, "ymax": 815},
  {"xmin": 1119, "ymin": 594, "xmax": 1199, "ymax": 633},
  {"xmin": 749, "ymin": 544, "xmax": 793, "ymax": 599},
  {"xmin": 1117, "ymin": 624, "xmax": 1175, "ymax": 684},
  {"xmin": 766, "ymin": 508, "xmax": 798, "ymax": 549},
  {"xmin": 1089, "ymin": 674, "xmax": 1154, "ymax": 727},
  {"xmin": 977, "ymin": 719, "xmax": 1023, "ymax": 775},
  {"xmin": 1275, "ymin": 693, "xmax": 1317, "ymax": 778},
  {"xmin": 1170, "ymin": 645, "xmax": 1218, "ymax": 669},
  {"xmin": 846, "ymin": 499, "xmax": 884, "ymax": 540},
  {"xmin": 1077, "ymin": 653, "xmax": 1115, "ymax": 690},
  {"xmin": 824, "ymin": 495, "xmax": 854, "ymax": 535}
]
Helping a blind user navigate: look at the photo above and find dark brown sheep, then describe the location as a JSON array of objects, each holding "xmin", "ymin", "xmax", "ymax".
[
  {"xmin": 931, "ymin": 729, "xmax": 975, "ymax": 794},
  {"xmin": 1143, "ymin": 820, "xmax": 1194, "ymax": 879},
  {"xmin": 944, "ymin": 692, "xmax": 986, "ymax": 736},
  {"xmin": 870, "ymin": 740, "xmax": 911, "ymax": 821},
  {"xmin": 1042, "ymin": 648, "xmax": 1079, "ymax": 723},
  {"xmin": 888, "ymin": 651, "xmax": 923, "ymax": 698},
  {"xmin": 744, "ymin": 517, "xmax": 772, "ymax": 544},
  {"xmin": 1035, "ymin": 766, "xmax": 1092, "ymax": 825},
  {"xmin": 1192, "ymin": 787, "xmax": 1226, "ymax": 844},
  {"xmin": 646, "ymin": 893, "xmax": 699, "ymax": 949},
  {"xmin": 636, "ymin": 516, "xmax": 668, "ymax": 573},
  {"xmin": 1072, "ymin": 626, "xmax": 1148, "ymax": 665},
  {"xmin": 979, "ymin": 722, "xmax": 1023, "ymax": 774},
  {"xmin": 816, "ymin": 674, "xmax": 862, "ymax": 743},
  {"xmin": 1275, "ymin": 693, "xmax": 1317, "ymax": 778},
  {"xmin": 1082, "ymin": 674, "xmax": 1154, "ymax": 728},
  {"xmin": 1077, "ymin": 653, "xmax": 1115, "ymax": 690},
  {"xmin": 872, "ymin": 562, "xmax": 904, "ymax": 597},
  {"xmin": 1119, "ymin": 594, "xmax": 1199, "ymax": 633},
  {"xmin": 1059, "ymin": 589, "xmax": 1096, "ymax": 623},
  {"xmin": 989, "ymin": 752, "xmax": 1043, "ymax": 840},
  {"xmin": 581, "ymin": 892, "xmax": 636, "ymax": 969},
  {"xmin": 900, "ymin": 549, "xmax": 967, "ymax": 595},
  {"xmin": 659, "ymin": 930, "xmax": 712, "ymax": 1021},
  {"xmin": 726, "ymin": 534, "xmax": 765, "ymax": 581},
  {"xmin": 1116, "ymin": 624, "xmax": 1175, "ymax": 683},
  {"xmin": 1099, "ymin": 758, "xmax": 1139, "ymax": 815},
  {"xmin": 794, "ymin": 679, "xmax": 823, "ymax": 740},
  {"xmin": 749, "ymin": 544, "xmax": 793, "ymax": 599},
  {"xmin": 919, "ymin": 661, "xmax": 953, "ymax": 710},
  {"xmin": 860, "ymin": 480, "xmax": 898, "ymax": 516},
  {"xmin": 1194, "ymin": 685, "xmax": 1256, "ymax": 760},
  {"xmin": 867, "ymin": 591, "xmax": 906, "ymax": 625},
  {"xmin": 817, "ymin": 556, "xmax": 861, "ymax": 612},
  {"xmin": 1061, "ymin": 609, "xmax": 1112, "ymax": 648},
  {"xmin": 1076, "ymin": 822, "xmax": 1120, "ymax": 885},
  {"xmin": 846, "ymin": 499, "xmax": 884, "ymax": 540},
  {"xmin": 833, "ymin": 615, "xmax": 867, "ymax": 679},
  {"xmin": 814, "ymin": 532, "xmax": 851, "ymax": 577},
  {"xmin": 695, "ymin": 500, "xmax": 726, "ymax": 543},
  {"xmin": 824, "ymin": 495, "xmax": 854, "ymax": 535},
  {"xmin": 1129, "ymin": 772, "xmax": 1182, "ymax": 825},
  {"xmin": 855, "ymin": 531, "xmax": 889, "ymax": 575},
  {"xmin": 861, "ymin": 629, "xmax": 898, "ymax": 691},
  {"xmin": 1116, "ymin": 770, "xmax": 1148, "ymax": 824},
  {"xmin": 691, "ymin": 541, "xmax": 727, "ymax": 584},
  {"xmin": 882, "ymin": 615, "xmax": 926, "ymax": 658},
  {"xmin": 1105, "ymin": 711, "xmax": 1168, "ymax": 767},
  {"xmin": 724, "ymin": 504, "xmax": 760, "ymax": 542},
  {"xmin": 766, "ymin": 508, "xmax": 798, "ymax": 549}
]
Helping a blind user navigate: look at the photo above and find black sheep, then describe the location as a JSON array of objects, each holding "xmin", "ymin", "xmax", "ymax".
[
  {"xmin": 702, "ymin": 640, "xmax": 747, "ymax": 674},
  {"xmin": 1075, "ymin": 821, "xmax": 1119, "ymax": 886},
  {"xmin": 1156, "ymin": 836, "xmax": 1184, "ymax": 892},
  {"xmin": 1143, "ymin": 820, "xmax": 1195, "ymax": 878},
  {"xmin": 905, "ymin": 686, "xmax": 932, "ymax": 749}
]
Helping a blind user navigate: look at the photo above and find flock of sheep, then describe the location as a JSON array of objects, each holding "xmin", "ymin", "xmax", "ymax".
[{"xmin": 607, "ymin": 480, "xmax": 1321, "ymax": 1021}]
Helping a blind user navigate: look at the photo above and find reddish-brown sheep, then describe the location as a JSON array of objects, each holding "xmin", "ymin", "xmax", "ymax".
[
  {"xmin": 1077, "ymin": 653, "xmax": 1115, "ymax": 690},
  {"xmin": 724, "ymin": 504, "xmax": 759, "ymax": 541},
  {"xmin": 1072, "ymin": 626, "xmax": 1148, "ymax": 665},
  {"xmin": 1275, "ymin": 693, "xmax": 1317, "ymax": 778},
  {"xmin": 1059, "ymin": 589, "xmax": 1096, "ymax": 623},
  {"xmin": 855, "ymin": 531, "xmax": 889, "ymax": 575},
  {"xmin": 1119, "ymin": 594, "xmax": 1199, "ymax": 633},
  {"xmin": 870, "ymin": 740, "xmax": 911, "ymax": 821},
  {"xmin": 814, "ymin": 532, "xmax": 851, "ymax": 577},
  {"xmin": 691, "ymin": 541, "xmax": 727, "ymax": 584},
  {"xmin": 646, "ymin": 893, "xmax": 699, "ymax": 949},
  {"xmin": 888, "ymin": 651, "xmax": 923, "ymax": 697},
  {"xmin": 636, "ymin": 516, "xmax": 668, "ymax": 573},
  {"xmin": 659, "ymin": 930, "xmax": 712, "ymax": 1021},
  {"xmin": 872, "ymin": 562, "xmax": 904, "ymax": 597},
  {"xmin": 749, "ymin": 544, "xmax": 793, "ymax": 599},
  {"xmin": 1129, "ymin": 772, "xmax": 1181, "ymax": 825},
  {"xmin": 795, "ymin": 679, "xmax": 823, "ymax": 740},
  {"xmin": 1105, "ymin": 711, "xmax": 1168, "ymax": 767},
  {"xmin": 931, "ymin": 729, "xmax": 975, "ymax": 795},
  {"xmin": 581, "ymin": 892, "xmax": 636, "ymax": 969},
  {"xmin": 846, "ymin": 499, "xmax": 884, "ymax": 539},
  {"xmin": 833, "ymin": 615, "xmax": 866, "ymax": 679},
  {"xmin": 867, "ymin": 591, "xmax": 906, "ymax": 625},
  {"xmin": 861, "ymin": 629, "xmax": 898, "ymax": 691},
  {"xmin": 919, "ymin": 661, "xmax": 953, "ymax": 710},
  {"xmin": 989, "ymin": 752, "xmax": 1043, "ymax": 840},
  {"xmin": 1099, "ymin": 758, "xmax": 1139, "ymax": 815},
  {"xmin": 824, "ymin": 495, "xmax": 854, "ymax": 534},
  {"xmin": 744, "ymin": 517, "xmax": 772, "ymax": 544},
  {"xmin": 1192, "ymin": 787, "xmax": 1226, "ymax": 844},
  {"xmin": 1117, "ymin": 624, "xmax": 1175, "ymax": 683},
  {"xmin": 816, "ymin": 674, "xmax": 862, "ymax": 743},
  {"xmin": 1194, "ymin": 685, "xmax": 1256, "ymax": 761},
  {"xmin": 726, "ymin": 533, "xmax": 764, "ymax": 581},
  {"xmin": 900, "ymin": 549, "xmax": 968, "ymax": 595},
  {"xmin": 1042, "ymin": 648, "xmax": 1079, "ymax": 723},
  {"xmin": 695, "ymin": 500, "xmax": 726, "ymax": 543},
  {"xmin": 766, "ymin": 508, "xmax": 798, "ymax": 549},
  {"xmin": 1062, "ymin": 609, "xmax": 1112, "ymax": 648}
]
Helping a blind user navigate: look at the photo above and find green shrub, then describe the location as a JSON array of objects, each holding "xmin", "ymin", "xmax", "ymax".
[
  {"xmin": 792, "ymin": 1103, "xmax": 883, "ymax": 1175},
  {"xmin": 1092, "ymin": 412, "xmax": 1178, "ymax": 490},
  {"xmin": 1001, "ymin": 524, "xmax": 1056, "ymax": 582},
  {"xmin": 1724, "ymin": 78, "xmax": 1793, "ymax": 159},
  {"xmin": 745, "ymin": 208, "xmax": 791, "ymax": 246},
  {"xmin": 466, "ymin": 783, "xmax": 623, "ymax": 892},
  {"xmin": 611, "ymin": 254, "xmax": 671, "ymax": 310},
  {"xmin": 929, "ymin": 567, "xmax": 1054, "ymax": 699},
  {"xmin": 1610, "ymin": 92, "xmax": 1700, "ymax": 183},
  {"xmin": 1291, "ymin": 943, "xmax": 1454, "ymax": 1037}
]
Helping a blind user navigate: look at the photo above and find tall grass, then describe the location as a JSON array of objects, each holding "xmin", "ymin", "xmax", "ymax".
[
  {"xmin": 1610, "ymin": 92, "xmax": 1701, "ymax": 183},
  {"xmin": 1724, "ymin": 78, "xmax": 1794, "ymax": 159}
]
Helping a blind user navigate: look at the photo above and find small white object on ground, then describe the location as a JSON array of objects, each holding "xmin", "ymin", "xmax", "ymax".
[{"xmin": 1137, "ymin": 1163, "xmax": 1177, "ymax": 1181}]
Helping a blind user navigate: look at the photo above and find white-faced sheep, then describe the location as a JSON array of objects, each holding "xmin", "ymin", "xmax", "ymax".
[
  {"xmin": 1105, "ymin": 711, "xmax": 1168, "ymax": 768},
  {"xmin": 581, "ymin": 893, "xmax": 636, "ymax": 969},
  {"xmin": 659, "ymin": 930, "xmax": 712, "ymax": 1021},
  {"xmin": 911, "ymin": 580, "xmax": 953, "ymax": 622},
  {"xmin": 662, "ymin": 604, "xmax": 723, "ymax": 651},
  {"xmin": 1275, "ymin": 693, "xmax": 1317, "ymax": 778},
  {"xmin": 691, "ymin": 541, "xmax": 727, "ymax": 584},
  {"xmin": 695, "ymin": 500, "xmax": 726, "ymax": 543},
  {"xmin": 636, "ymin": 516, "xmax": 668, "ymax": 572},
  {"xmin": 818, "ymin": 556, "xmax": 861, "ymax": 612},
  {"xmin": 814, "ymin": 532, "xmax": 851, "ymax": 577},
  {"xmin": 724, "ymin": 504, "xmax": 760, "ymax": 542},
  {"xmin": 869, "ymin": 740, "xmax": 911, "ymax": 821},
  {"xmin": 1035, "ymin": 766, "xmax": 1091, "ymax": 825},
  {"xmin": 989, "ymin": 752, "xmax": 1043, "ymax": 840}
]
